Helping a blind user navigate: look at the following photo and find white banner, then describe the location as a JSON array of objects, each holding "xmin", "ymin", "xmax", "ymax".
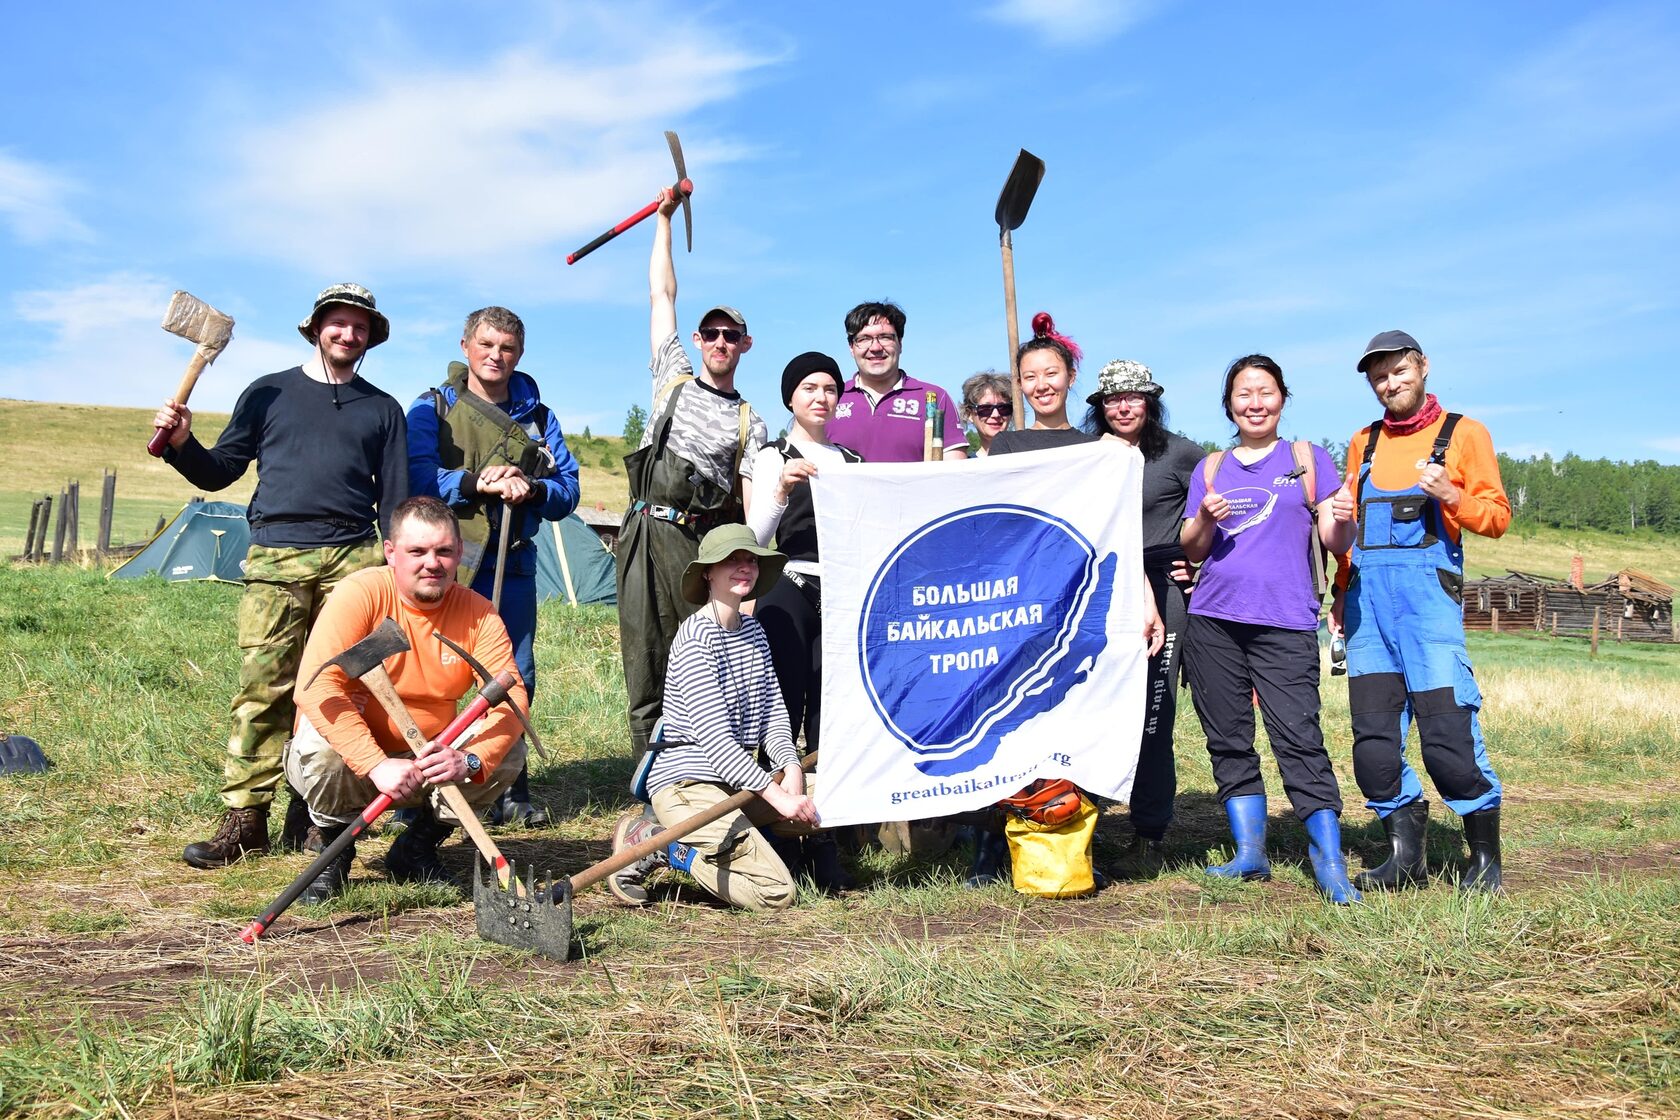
[{"xmin": 811, "ymin": 441, "xmax": 1148, "ymax": 827}]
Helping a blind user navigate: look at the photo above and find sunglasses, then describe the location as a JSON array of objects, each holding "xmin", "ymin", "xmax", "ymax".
[
  {"xmin": 972, "ymin": 403, "xmax": 1013, "ymax": 419},
  {"xmin": 698, "ymin": 326, "xmax": 744, "ymax": 344}
]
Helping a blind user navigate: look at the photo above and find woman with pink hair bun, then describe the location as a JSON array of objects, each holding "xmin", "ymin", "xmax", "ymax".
[{"xmin": 987, "ymin": 312, "xmax": 1093, "ymax": 456}]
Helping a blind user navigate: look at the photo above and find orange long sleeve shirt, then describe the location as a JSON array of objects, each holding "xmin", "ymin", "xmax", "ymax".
[
  {"xmin": 294, "ymin": 567, "xmax": 528, "ymax": 778},
  {"xmin": 1334, "ymin": 411, "xmax": 1511, "ymax": 591}
]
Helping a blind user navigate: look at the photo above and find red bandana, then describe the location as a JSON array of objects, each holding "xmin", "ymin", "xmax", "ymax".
[{"xmin": 1383, "ymin": 393, "xmax": 1442, "ymax": 436}]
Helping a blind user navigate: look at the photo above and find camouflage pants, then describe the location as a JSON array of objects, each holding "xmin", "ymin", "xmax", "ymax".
[{"xmin": 221, "ymin": 540, "xmax": 382, "ymax": 809}]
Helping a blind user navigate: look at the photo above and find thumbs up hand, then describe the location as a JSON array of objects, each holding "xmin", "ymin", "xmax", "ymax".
[{"xmin": 1331, "ymin": 479, "xmax": 1356, "ymax": 523}]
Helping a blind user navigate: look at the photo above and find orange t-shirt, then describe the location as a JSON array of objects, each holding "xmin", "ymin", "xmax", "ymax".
[
  {"xmin": 1335, "ymin": 411, "xmax": 1511, "ymax": 591},
  {"xmin": 294, "ymin": 567, "xmax": 528, "ymax": 778}
]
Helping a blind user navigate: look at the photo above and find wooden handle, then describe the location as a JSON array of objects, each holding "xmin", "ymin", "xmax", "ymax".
[
  {"xmin": 570, "ymin": 751, "xmax": 817, "ymax": 892},
  {"xmin": 1001, "ymin": 232, "xmax": 1022, "ymax": 429},
  {"xmin": 360, "ymin": 667, "xmax": 521, "ymax": 895},
  {"xmin": 148, "ymin": 349, "xmax": 214, "ymax": 456}
]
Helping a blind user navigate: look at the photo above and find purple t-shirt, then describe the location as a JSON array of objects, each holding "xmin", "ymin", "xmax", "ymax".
[
  {"xmin": 1183, "ymin": 441, "xmax": 1339, "ymax": 631},
  {"xmin": 827, "ymin": 373, "xmax": 964, "ymax": 464}
]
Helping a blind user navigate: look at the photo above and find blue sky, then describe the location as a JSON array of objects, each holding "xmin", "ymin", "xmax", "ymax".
[{"xmin": 3, "ymin": 1, "xmax": 1677, "ymax": 464}]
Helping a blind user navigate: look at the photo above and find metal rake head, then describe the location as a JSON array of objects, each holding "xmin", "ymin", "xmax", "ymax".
[{"xmin": 473, "ymin": 862, "xmax": 573, "ymax": 960}]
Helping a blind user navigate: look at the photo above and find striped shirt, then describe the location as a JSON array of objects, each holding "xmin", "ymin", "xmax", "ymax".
[{"xmin": 646, "ymin": 611, "xmax": 797, "ymax": 795}]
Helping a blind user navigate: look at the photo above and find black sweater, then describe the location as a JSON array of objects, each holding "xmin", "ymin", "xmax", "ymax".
[{"xmin": 164, "ymin": 367, "xmax": 408, "ymax": 548}]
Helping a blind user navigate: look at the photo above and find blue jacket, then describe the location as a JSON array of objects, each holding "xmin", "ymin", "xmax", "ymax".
[{"xmin": 406, "ymin": 370, "xmax": 581, "ymax": 579}]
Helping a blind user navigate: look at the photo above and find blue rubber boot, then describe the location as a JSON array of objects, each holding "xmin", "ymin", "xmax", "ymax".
[
  {"xmin": 1206, "ymin": 795, "xmax": 1271, "ymax": 881},
  {"xmin": 1305, "ymin": 809, "xmax": 1362, "ymax": 905}
]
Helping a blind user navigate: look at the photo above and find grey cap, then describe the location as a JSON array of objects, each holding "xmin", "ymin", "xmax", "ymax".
[
  {"xmin": 697, "ymin": 305, "xmax": 747, "ymax": 332},
  {"xmin": 1357, "ymin": 330, "xmax": 1422, "ymax": 373}
]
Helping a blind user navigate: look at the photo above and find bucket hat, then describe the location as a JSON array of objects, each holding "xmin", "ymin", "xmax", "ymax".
[
  {"xmin": 298, "ymin": 283, "xmax": 391, "ymax": 349},
  {"xmin": 681, "ymin": 524, "xmax": 786, "ymax": 605},
  {"xmin": 1086, "ymin": 358, "xmax": 1163, "ymax": 405}
]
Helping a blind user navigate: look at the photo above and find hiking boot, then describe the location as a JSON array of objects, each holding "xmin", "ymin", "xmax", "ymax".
[
  {"xmin": 1459, "ymin": 807, "xmax": 1503, "ymax": 894},
  {"xmin": 182, "ymin": 806, "xmax": 269, "ymax": 869},
  {"xmin": 606, "ymin": 810, "xmax": 667, "ymax": 907},
  {"xmin": 385, "ymin": 807, "xmax": 456, "ymax": 885},
  {"xmin": 1353, "ymin": 799, "xmax": 1429, "ymax": 892},
  {"xmin": 300, "ymin": 826, "xmax": 353, "ymax": 904},
  {"xmin": 277, "ymin": 791, "xmax": 312, "ymax": 853},
  {"xmin": 489, "ymin": 790, "xmax": 551, "ymax": 828}
]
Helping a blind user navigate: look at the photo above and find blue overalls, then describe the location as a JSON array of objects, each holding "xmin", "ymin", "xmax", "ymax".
[{"xmin": 1344, "ymin": 415, "xmax": 1501, "ymax": 819}]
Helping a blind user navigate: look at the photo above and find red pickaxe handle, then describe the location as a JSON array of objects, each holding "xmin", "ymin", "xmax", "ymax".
[
  {"xmin": 237, "ymin": 684, "xmax": 502, "ymax": 944},
  {"xmin": 566, "ymin": 179, "xmax": 692, "ymax": 265}
]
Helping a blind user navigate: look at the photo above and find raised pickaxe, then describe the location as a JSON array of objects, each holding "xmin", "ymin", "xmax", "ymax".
[
  {"xmin": 239, "ymin": 647, "xmax": 514, "ymax": 944},
  {"xmin": 566, "ymin": 130, "xmax": 692, "ymax": 265},
  {"xmin": 148, "ymin": 290, "xmax": 234, "ymax": 456}
]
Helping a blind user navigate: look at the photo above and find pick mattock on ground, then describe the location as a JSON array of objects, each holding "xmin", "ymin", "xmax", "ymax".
[
  {"xmin": 149, "ymin": 290, "xmax": 234, "ymax": 456},
  {"xmin": 994, "ymin": 150, "xmax": 1045, "ymax": 428},
  {"xmin": 566, "ymin": 129, "xmax": 693, "ymax": 265}
]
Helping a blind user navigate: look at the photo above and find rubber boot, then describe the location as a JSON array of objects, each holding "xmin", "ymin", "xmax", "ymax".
[
  {"xmin": 385, "ymin": 805, "xmax": 456, "ymax": 884},
  {"xmin": 1304, "ymin": 809, "xmax": 1361, "ymax": 905},
  {"xmin": 1206, "ymin": 795, "xmax": 1271, "ymax": 881},
  {"xmin": 300, "ymin": 825, "xmax": 353, "ymax": 903},
  {"xmin": 804, "ymin": 833, "xmax": 854, "ymax": 894},
  {"xmin": 183, "ymin": 806, "xmax": 269, "ymax": 869},
  {"xmin": 963, "ymin": 828, "xmax": 1011, "ymax": 888},
  {"xmin": 1352, "ymin": 799, "xmax": 1429, "ymax": 892},
  {"xmin": 278, "ymin": 788, "xmax": 312, "ymax": 852},
  {"xmin": 1459, "ymin": 807, "xmax": 1503, "ymax": 894}
]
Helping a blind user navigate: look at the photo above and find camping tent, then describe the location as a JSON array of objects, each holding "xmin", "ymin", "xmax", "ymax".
[
  {"xmin": 110, "ymin": 499, "xmax": 250, "ymax": 583},
  {"xmin": 534, "ymin": 513, "xmax": 617, "ymax": 607}
]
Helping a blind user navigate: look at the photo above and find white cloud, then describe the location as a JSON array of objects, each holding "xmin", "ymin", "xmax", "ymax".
[
  {"xmin": 1648, "ymin": 436, "xmax": 1680, "ymax": 454},
  {"xmin": 4, "ymin": 274, "xmax": 303, "ymax": 412},
  {"xmin": 0, "ymin": 150, "xmax": 91, "ymax": 244},
  {"xmin": 210, "ymin": 43, "xmax": 773, "ymax": 277},
  {"xmin": 983, "ymin": 0, "xmax": 1162, "ymax": 46}
]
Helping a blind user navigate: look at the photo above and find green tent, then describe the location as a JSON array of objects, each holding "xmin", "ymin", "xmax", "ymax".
[
  {"xmin": 109, "ymin": 498, "xmax": 250, "ymax": 583},
  {"xmin": 534, "ymin": 513, "xmax": 617, "ymax": 607}
]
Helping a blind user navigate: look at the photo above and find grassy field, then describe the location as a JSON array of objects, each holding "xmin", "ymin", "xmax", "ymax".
[
  {"xmin": 0, "ymin": 399, "xmax": 633, "ymax": 556},
  {"xmin": 1, "ymin": 555, "xmax": 1677, "ymax": 1117}
]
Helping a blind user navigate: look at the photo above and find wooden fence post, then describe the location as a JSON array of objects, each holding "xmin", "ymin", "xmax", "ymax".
[
  {"xmin": 67, "ymin": 480, "xmax": 80, "ymax": 557},
  {"xmin": 1590, "ymin": 607, "xmax": 1601, "ymax": 656},
  {"xmin": 1491, "ymin": 607, "xmax": 1500, "ymax": 634},
  {"xmin": 98, "ymin": 469, "xmax": 116, "ymax": 555},
  {"xmin": 51, "ymin": 490, "xmax": 68, "ymax": 563},
  {"xmin": 33, "ymin": 496, "xmax": 51, "ymax": 560},
  {"xmin": 24, "ymin": 501, "xmax": 42, "ymax": 560},
  {"xmin": 1617, "ymin": 613, "xmax": 1623, "ymax": 642},
  {"xmin": 1551, "ymin": 612, "xmax": 1558, "ymax": 636}
]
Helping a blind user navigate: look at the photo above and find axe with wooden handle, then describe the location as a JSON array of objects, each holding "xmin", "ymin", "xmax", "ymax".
[
  {"xmin": 149, "ymin": 290, "xmax": 235, "ymax": 456},
  {"xmin": 304, "ymin": 619, "xmax": 526, "ymax": 895}
]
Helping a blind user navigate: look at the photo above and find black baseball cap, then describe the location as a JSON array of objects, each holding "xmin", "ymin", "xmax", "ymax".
[{"xmin": 1357, "ymin": 330, "xmax": 1422, "ymax": 373}]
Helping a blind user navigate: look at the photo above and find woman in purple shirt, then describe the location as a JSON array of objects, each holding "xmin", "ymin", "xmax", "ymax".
[{"xmin": 1180, "ymin": 355, "xmax": 1361, "ymax": 904}]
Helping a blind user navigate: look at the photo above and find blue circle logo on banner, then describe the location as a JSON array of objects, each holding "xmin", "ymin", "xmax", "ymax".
[{"xmin": 857, "ymin": 504, "xmax": 1116, "ymax": 776}]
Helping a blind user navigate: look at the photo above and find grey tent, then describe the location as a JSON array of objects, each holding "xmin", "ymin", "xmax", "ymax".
[
  {"xmin": 109, "ymin": 499, "xmax": 250, "ymax": 583},
  {"xmin": 534, "ymin": 513, "xmax": 617, "ymax": 607}
]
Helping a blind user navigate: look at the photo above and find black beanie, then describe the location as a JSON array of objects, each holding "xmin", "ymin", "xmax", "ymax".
[{"xmin": 781, "ymin": 351, "xmax": 843, "ymax": 408}]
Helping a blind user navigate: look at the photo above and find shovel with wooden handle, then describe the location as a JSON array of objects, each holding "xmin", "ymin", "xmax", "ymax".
[
  {"xmin": 566, "ymin": 130, "xmax": 693, "ymax": 265},
  {"xmin": 149, "ymin": 290, "xmax": 234, "ymax": 456},
  {"xmin": 994, "ymin": 150, "xmax": 1045, "ymax": 429}
]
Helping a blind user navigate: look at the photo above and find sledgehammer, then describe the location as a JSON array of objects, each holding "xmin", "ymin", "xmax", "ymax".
[{"xmin": 148, "ymin": 290, "xmax": 234, "ymax": 456}]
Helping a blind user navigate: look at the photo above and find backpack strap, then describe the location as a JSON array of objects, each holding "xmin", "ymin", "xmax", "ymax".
[
  {"xmin": 1290, "ymin": 440, "xmax": 1329, "ymax": 602},
  {"xmin": 1288, "ymin": 440, "xmax": 1316, "ymax": 514}
]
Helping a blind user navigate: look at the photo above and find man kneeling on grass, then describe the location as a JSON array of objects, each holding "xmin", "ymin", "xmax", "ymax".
[
  {"xmin": 286, "ymin": 496, "xmax": 529, "ymax": 902},
  {"xmin": 607, "ymin": 524, "xmax": 820, "ymax": 911}
]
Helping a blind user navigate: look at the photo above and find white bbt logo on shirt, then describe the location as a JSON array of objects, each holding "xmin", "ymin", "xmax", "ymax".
[{"xmin": 836, "ymin": 402, "xmax": 854, "ymax": 419}]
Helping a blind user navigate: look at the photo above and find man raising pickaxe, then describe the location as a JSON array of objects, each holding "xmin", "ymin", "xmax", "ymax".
[{"xmin": 285, "ymin": 496, "xmax": 529, "ymax": 902}]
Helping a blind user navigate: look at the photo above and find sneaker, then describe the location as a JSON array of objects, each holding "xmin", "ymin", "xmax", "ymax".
[
  {"xmin": 606, "ymin": 810, "xmax": 667, "ymax": 907},
  {"xmin": 300, "ymin": 828, "xmax": 353, "ymax": 904}
]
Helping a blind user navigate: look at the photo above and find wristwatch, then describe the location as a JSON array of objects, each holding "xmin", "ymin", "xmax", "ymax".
[{"xmin": 462, "ymin": 751, "xmax": 482, "ymax": 781}]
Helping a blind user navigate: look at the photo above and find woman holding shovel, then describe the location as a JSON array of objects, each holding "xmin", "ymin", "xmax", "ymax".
[
  {"xmin": 605, "ymin": 525, "xmax": 819, "ymax": 911},
  {"xmin": 745, "ymin": 351, "xmax": 861, "ymax": 892}
]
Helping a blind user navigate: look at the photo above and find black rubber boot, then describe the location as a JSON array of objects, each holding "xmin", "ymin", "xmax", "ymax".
[
  {"xmin": 963, "ymin": 828, "xmax": 1011, "ymax": 888},
  {"xmin": 1459, "ymin": 807, "xmax": 1503, "ymax": 894},
  {"xmin": 767, "ymin": 833, "xmax": 806, "ymax": 883},
  {"xmin": 385, "ymin": 806, "xmax": 456, "ymax": 884},
  {"xmin": 1353, "ymin": 799, "xmax": 1430, "ymax": 892},
  {"xmin": 803, "ymin": 833, "xmax": 854, "ymax": 895},
  {"xmin": 300, "ymin": 826, "xmax": 353, "ymax": 904},
  {"xmin": 278, "ymin": 788, "xmax": 312, "ymax": 853}
]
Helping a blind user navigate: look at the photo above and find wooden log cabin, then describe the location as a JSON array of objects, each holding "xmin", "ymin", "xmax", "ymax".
[{"xmin": 1463, "ymin": 563, "xmax": 1675, "ymax": 643}]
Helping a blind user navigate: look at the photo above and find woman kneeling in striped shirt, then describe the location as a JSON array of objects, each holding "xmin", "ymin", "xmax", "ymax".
[{"xmin": 606, "ymin": 524, "xmax": 820, "ymax": 910}]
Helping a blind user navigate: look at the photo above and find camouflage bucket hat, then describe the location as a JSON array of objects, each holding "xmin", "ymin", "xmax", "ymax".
[
  {"xmin": 1086, "ymin": 358, "xmax": 1163, "ymax": 405},
  {"xmin": 298, "ymin": 283, "xmax": 391, "ymax": 349}
]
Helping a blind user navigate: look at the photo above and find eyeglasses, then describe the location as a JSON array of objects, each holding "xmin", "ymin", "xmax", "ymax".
[
  {"xmin": 972, "ymin": 403, "xmax": 1012, "ymax": 419},
  {"xmin": 850, "ymin": 332, "xmax": 899, "ymax": 350},
  {"xmin": 698, "ymin": 327, "xmax": 744, "ymax": 343}
]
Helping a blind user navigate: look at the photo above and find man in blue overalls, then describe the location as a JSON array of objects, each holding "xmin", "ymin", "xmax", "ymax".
[{"xmin": 1330, "ymin": 331, "xmax": 1512, "ymax": 892}]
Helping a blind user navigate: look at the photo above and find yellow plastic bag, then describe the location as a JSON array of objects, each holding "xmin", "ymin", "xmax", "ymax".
[{"xmin": 1003, "ymin": 793, "xmax": 1098, "ymax": 898}]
